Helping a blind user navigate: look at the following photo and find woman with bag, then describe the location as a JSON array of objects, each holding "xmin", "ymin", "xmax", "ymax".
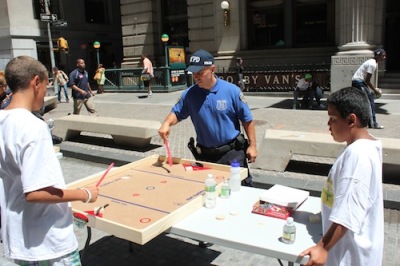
[
  {"xmin": 53, "ymin": 67, "xmax": 70, "ymax": 103},
  {"xmin": 140, "ymin": 53, "xmax": 154, "ymax": 97},
  {"xmin": 94, "ymin": 64, "xmax": 106, "ymax": 94}
]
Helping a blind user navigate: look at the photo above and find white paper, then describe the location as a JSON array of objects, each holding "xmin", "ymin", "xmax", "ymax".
[{"xmin": 259, "ymin": 184, "xmax": 309, "ymax": 209}]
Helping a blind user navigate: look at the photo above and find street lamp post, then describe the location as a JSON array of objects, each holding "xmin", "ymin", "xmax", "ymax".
[
  {"xmin": 44, "ymin": 0, "xmax": 56, "ymax": 93},
  {"xmin": 161, "ymin": 34, "xmax": 169, "ymax": 67},
  {"xmin": 93, "ymin": 41, "xmax": 101, "ymax": 66}
]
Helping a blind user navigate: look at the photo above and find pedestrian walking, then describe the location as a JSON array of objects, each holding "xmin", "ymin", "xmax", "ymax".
[
  {"xmin": 69, "ymin": 58, "xmax": 97, "ymax": 115},
  {"xmin": 53, "ymin": 67, "xmax": 70, "ymax": 103},
  {"xmin": 140, "ymin": 54, "xmax": 154, "ymax": 97},
  {"xmin": 94, "ymin": 63, "xmax": 106, "ymax": 94}
]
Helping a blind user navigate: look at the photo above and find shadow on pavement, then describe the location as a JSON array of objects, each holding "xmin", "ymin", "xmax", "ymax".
[
  {"xmin": 265, "ymin": 99, "xmax": 328, "ymax": 111},
  {"xmin": 264, "ymin": 99, "xmax": 389, "ymax": 114},
  {"xmin": 70, "ymin": 135, "xmax": 162, "ymax": 152},
  {"xmin": 286, "ymin": 160, "xmax": 331, "ymax": 176},
  {"xmin": 80, "ymin": 234, "xmax": 221, "ymax": 266},
  {"xmin": 376, "ymin": 102, "xmax": 390, "ymax": 115},
  {"xmin": 286, "ymin": 160, "xmax": 400, "ymax": 185}
]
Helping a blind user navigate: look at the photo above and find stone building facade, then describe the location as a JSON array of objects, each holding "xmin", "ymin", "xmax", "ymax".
[
  {"xmin": 0, "ymin": 0, "xmax": 123, "ymax": 76},
  {"xmin": 121, "ymin": 0, "xmax": 399, "ymax": 92},
  {"xmin": 0, "ymin": 0, "xmax": 398, "ymax": 92}
]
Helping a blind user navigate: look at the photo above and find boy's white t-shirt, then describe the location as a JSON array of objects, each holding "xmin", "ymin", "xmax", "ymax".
[
  {"xmin": 352, "ymin": 58, "xmax": 377, "ymax": 81},
  {"xmin": 0, "ymin": 109, "xmax": 78, "ymax": 261},
  {"xmin": 321, "ymin": 138, "xmax": 384, "ymax": 266}
]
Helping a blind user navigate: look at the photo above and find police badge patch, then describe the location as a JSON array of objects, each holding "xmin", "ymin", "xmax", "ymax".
[{"xmin": 216, "ymin": 100, "xmax": 227, "ymax": 110}]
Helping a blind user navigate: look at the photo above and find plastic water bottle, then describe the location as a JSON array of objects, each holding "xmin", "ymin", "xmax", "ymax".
[
  {"xmin": 282, "ymin": 217, "xmax": 296, "ymax": 244},
  {"xmin": 229, "ymin": 161, "xmax": 241, "ymax": 192},
  {"xmin": 204, "ymin": 174, "xmax": 217, "ymax": 208},
  {"xmin": 220, "ymin": 179, "xmax": 231, "ymax": 199}
]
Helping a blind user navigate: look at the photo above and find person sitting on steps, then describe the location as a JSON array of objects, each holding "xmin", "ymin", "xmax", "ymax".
[{"xmin": 293, "ymin": 73, "xmax": 325, "ymax": 110}]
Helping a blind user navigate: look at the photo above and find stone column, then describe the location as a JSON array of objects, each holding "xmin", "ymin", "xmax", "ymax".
[
  {"xmin": 331, "ymin": 0, "xmax": 383, "ymax": 92},
  {"xmin": 120, "ymin": 0, "xmax": 158, "ymax": 68}
]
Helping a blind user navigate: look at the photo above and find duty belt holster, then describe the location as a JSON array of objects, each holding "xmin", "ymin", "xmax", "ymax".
[
  {"xmin": 187, "ymin": 137, "xmax": 199, "ymax": 160},
  {"xmin": 192, "ymin": 134, "xmax": 248, "ymax": 156}
]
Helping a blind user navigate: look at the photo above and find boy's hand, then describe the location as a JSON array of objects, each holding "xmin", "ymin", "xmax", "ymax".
[
  {"xmin": 80, "ymin": 186, "xmax": 99, "ymax": 203},
  {"xmin": 375, "ymin": 88, "xmax": 382, "ymax": 99},
  {"xmin": 299, "ymin": 244, "xmax": 328, "ymax": 266}
]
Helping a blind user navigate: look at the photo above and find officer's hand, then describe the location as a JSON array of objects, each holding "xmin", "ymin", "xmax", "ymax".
[
  {"xmin": 246, "ymin": 146, "xmax": 257, "ymax": 163},
  {"xmin": 158, "ymin": 123, "xmax": 170, "ymax": 142}
]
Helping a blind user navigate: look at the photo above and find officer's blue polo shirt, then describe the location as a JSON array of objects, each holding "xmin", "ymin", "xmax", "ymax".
[{"xmin": 172, "ymin": 77, "xmax": 253, "ymax": 148}]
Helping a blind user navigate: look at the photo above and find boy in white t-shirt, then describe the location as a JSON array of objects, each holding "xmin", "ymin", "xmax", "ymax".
[
  {"xmin": 300, "ymin": 87, "xmax": 384, "ymax": 266},
  {"xmin": 0, "ymin": 56, "xmax": 100, "ymax": 265}
]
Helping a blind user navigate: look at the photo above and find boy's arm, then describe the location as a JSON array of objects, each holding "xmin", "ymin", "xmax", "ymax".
[
  {"xmin": 300, "ymin": 222, "xmax": 348, "ymax": 266},
  {"xmin": 25, "ymin": 186, "xmax": 99, "ymax": 204},
  {"xmin": 365, "ymin": 73, "xmax": 380, "ymax": 95}
]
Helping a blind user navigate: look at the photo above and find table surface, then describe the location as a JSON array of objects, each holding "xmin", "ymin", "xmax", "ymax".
[{"xmin": 169, "ymin": 186, "xmax": 322, "ymax": 265}]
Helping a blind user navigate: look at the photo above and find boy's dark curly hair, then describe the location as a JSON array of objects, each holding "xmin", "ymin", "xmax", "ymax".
[{"xmin": 327, "ymin": 87, "xmax": 371, "ymax": 127}]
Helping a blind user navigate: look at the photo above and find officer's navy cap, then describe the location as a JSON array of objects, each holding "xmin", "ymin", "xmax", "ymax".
[{"xmin": 186, "ymin": 49, "xmax": 214, "ymax": 73}]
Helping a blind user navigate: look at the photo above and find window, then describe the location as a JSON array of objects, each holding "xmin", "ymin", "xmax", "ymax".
[
  {"xmin": 247, "ymin": 0, "xmax": 334, "ymax": 49},
  {"xmin": 249, "ymin": 9, "xmax": 284, "ymax": 48},
  {"xmin": 247, "ymin": 1, "xmax": 284, "ymax": 48},
  {"xmin": 85, "ymin": 0, "xmax": 109, "ymax": 24},
  {"xmin": 294, "ymin": 0, "xmax": 329, "ymax": 46},
  {"xmin": 161, "ymin": 0, "xmax": 189, "ymax": 47}
]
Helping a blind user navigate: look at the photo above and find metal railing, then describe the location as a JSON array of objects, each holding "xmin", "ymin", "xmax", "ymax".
[{"xmin": 102, "ymin": 67, "xmax": 188, "ymax": 93}]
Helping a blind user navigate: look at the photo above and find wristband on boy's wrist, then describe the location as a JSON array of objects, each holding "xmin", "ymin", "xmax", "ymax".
[{"xmin": 79, "ymin": 188, "xmax": 92, "ymax": 203}]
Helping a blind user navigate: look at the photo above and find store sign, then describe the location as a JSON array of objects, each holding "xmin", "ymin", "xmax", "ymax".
[{"xmin": 217, "ymin": 72, "xmax": 330, "ymax": 92}]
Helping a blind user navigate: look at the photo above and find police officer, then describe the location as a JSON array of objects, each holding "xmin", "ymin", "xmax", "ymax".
[{"xmin": 158, "ymin": 49, "xmax": 257, "ymax": 186}]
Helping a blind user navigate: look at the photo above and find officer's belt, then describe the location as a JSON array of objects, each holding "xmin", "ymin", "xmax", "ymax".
[{"xmin": 196, "ymin": 139, "xmax": 236, "ymax": 156}]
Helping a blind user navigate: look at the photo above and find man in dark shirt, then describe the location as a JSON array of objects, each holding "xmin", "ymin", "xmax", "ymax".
[{"xmin": 69, "ymin": 58, "xmax": 97, "ymax": 115}]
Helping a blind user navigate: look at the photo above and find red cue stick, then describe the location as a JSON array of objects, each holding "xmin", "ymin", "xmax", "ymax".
[
  {"xmin": 96, "ymin": 162, "xmax": 115, "ymax": 187},
  {"xmin": 164, "ymin": 140, "xmax": 173, "ymax": 167}
]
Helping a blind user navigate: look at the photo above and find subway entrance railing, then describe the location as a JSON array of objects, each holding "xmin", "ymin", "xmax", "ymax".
[{"xmin": 102, "ymin": 67, "xmax": 189, "ymax": 93}]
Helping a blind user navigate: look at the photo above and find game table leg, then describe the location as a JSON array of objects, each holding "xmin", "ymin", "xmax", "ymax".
[{"xmin": 80, "ymin": 226, "xmax": 92, "ymax": 262}]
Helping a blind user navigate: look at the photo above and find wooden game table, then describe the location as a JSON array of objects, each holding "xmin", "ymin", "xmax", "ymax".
[{"xmin": 68, "ymin": 155, "xmax": 248, "ymax": 245}]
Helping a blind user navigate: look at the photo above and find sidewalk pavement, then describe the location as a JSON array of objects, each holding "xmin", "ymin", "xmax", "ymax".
[
  {"xmin": 2, "ymin": 90, "xmax": 400, "ymax": 265},
  {"xmin": 50, "ymin": 90, "xmax": 400, "ymax": 207}
]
